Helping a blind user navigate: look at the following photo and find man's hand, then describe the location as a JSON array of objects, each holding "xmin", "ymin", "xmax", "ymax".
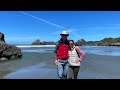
[{"xmin": 54, "ymin": 60, "xmax": 59, "ymax": 65}]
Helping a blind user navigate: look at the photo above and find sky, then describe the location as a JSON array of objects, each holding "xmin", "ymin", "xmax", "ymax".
[{"xmin": 0, "ymin": 11, "xmax": 120, "ymax": 44}]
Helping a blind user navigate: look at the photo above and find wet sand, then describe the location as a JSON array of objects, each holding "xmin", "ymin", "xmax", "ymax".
[
  {"xmin": 2, "ymin": 53, "xmax": 120, "ymax": 79},
  {"xmin": 0, "ymin": 70, "xmax": 12, "ymax": 79}
]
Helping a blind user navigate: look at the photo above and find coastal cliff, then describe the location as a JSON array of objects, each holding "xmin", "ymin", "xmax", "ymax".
[{"xmin": 76, "ymin": 38, "xmax": 120, "ymax": 46}]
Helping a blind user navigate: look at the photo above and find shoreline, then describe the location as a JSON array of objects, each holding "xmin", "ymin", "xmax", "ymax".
[
  {"xmin": 1, "ymin": 53, "xmax": 120, "ymax": 79},
  {"xmin": 0, "ymin": 70, "xmax": 12, "ymax": 79},
  {"xmin": 16, "ymin": 45, "xmax": 55, "ymax": 48},
  {"xmin": 16, "ymin": 45, "xmax": 120, "ymax": 48}
]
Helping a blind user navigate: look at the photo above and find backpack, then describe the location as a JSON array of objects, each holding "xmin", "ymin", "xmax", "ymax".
[{"xmin": 75, "ymin": 47, "xmax": 80, "ymax": 58}]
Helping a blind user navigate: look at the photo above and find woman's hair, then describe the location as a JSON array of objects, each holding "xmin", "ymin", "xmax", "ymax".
[
  {"xmin": 69, "ymin": 40, "xmax": 75, "ymax": 45},
  {"xmin": 69, "ymin": 40, "xmax": 78, "ymax": 46},
  {"xmin": 69, "ymin": 40, "xmax": 76, "ymax": 50}
]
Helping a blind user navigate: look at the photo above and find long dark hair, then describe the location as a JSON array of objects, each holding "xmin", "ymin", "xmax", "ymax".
[
  {"xmin": 69, "ymin": 40, "xmax": 79, "ymax": 46},
  {"xmin": 69, "ymin": 40, "xmax": 76, "ymax": 50},
  {"xmin": 69, "ymin": 40, "xmax": 75, "ymax": 45}
]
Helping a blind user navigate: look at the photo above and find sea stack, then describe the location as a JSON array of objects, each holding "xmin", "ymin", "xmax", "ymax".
[
  {"xmin": 32, "ymin": 39, "xmax": 41, "ymax": 45},
  {"xmin": 0, "ymin": 32, "xmax": 22, "ymax": 61}
]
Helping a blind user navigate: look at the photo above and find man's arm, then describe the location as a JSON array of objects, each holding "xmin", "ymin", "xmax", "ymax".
[{"xmin": 53, "ymin": 41, "xmax": 59, "ymax": 60}]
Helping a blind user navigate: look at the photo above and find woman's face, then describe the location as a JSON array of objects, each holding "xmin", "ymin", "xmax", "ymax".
[{"xmin": 69, "ymin": 41, "xmax": 74, "ymax": 48}]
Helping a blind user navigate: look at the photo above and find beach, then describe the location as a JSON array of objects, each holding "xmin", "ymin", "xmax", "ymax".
[
  {"xmin": 1, "ymin": 51, "xmax": 120, "ymax": 79},
  {"xmin": 1, "ymin": 11, "xmax": 120, "ymax": 79}
]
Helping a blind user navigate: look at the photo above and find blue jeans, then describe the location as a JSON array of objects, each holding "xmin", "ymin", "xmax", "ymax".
[{"xmin": 57, "ymin": 60, "xmax": 68, "ymax": 79}]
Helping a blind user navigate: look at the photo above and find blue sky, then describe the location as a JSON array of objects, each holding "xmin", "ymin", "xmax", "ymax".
[{"xmin": 0, "ymin": 11, "xmax": 120, "ymax": 44}]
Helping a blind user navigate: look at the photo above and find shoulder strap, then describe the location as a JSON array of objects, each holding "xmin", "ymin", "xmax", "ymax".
[{"xmin": 75, "ymin": 47, "xmax": 80, "ymax": 58}]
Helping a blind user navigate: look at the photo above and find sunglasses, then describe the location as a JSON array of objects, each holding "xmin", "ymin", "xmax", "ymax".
[
  {"xmin": 69, "ymin": 43, "xmax": 74, "ymax": 45},
  {"xmin": 61, "ymin": 35, "xmax": 68, "ymax": 36}
]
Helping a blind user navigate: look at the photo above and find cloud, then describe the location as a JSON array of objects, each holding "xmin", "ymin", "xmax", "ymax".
[
  {"xmin": 49, "ymin": 29, "xmax": 81, "ymax": 36},
  {"xmin": 81, "ymin": 25, "xmax": 120, "ymax": 31},
  {"xmin": 18, "ymin": 11, "xmax": 66, "ymax": 29},
  {"xmin": 18, "ymin": 11, "xmax": 120, "ymax": 41},
  {"xmin": 49, "ymin": 29, "xmax": 72, "ymax": 35},
  {"xmin": 49, "ymin": 31, "xmax": 62, "ymax": 35},
  {"xmin": 6, "ymin": 36, "xmax": 38, "ymax": 42},
  {"xmin": 18, "ymin": 11, "xmax": 83, "ymax": 39}
]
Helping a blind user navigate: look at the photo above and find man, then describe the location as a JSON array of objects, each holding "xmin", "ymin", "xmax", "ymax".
[{"xmin": 54, "ymin": 31, "xmax": 69, "ymax": 79}]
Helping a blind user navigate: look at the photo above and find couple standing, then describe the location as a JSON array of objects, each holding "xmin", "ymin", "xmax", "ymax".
[{"xmin": 54, "ymin": 31, "xmax": 85, "ymax": 79}]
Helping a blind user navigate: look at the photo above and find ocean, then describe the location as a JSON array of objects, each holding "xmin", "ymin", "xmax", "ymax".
[
  {"xmin": 1, "ymin": 45, "xmax": 120, "ymax": 79},
  {"xmin": 0, "ymin": 45, "xmax": 120, "ymax": 71}
]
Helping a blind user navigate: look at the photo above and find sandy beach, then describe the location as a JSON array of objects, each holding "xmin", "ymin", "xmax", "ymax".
[
  {"xmin": 1, "ymin": 53, "xmax": 120, "ymax": 79},
  {"xmin": 0, "ymin": 71, "xmax": 12, "ymax": 79}
]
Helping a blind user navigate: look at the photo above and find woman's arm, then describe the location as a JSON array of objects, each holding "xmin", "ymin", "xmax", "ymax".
[{"xmin": 75, "ymin": 46, "xmax": 85, "ymax": 61}]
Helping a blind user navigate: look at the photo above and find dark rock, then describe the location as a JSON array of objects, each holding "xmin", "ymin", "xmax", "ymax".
[
  {"xmin": 41, "ymin": 41, "xmax": 56, "ymax": 45},
  {"xmin": 0, "ymin": 43, "xmax": 22, "ymax": 60},
  {"xmin": 76, "ymin": 40, "xmax": 84, "ymax": 46},
  {"xmin": 0, "ymin": 32, "xmax": 5, "ymax": 43},
  {"xmin": 0, "ymin": 57, "xmax": 8, "ymax": 61},
  {"xmin": 41, "ymin": 41, "xmax": 46, "ymax": 45},
  {"xmin": 0, "ymin": 32, "xmax": 22, "ymax": 62},
  {"xmin": 32, "ymin": 39, "xmax": 41, "ymax": 45},
  {"xmin": 112, "ymin": 42, "xmax": 120, "ymax": 46},
  {"xmin": 10, "ymin": 56, "xmax": 16, "ymax": 59}
]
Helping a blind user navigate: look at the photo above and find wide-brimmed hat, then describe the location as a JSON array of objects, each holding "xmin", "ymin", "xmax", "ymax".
[{"xmin": 60, "ymin": 31, "xmax": 69, "ymax": 36}]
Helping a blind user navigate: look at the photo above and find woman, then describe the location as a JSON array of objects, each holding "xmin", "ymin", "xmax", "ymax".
[{"xmin": 68, "ymin": 40, "xmax": 85, "ymax": 79}]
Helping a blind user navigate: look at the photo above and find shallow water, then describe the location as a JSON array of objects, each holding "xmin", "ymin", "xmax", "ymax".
[
  {"xmin": 21, "ymin": 46, "xmax": 120, "ymax": 56},
  {"xmin": 1, "ymin": 46, "xmax": 120, "ymax": 71},
  {"xmin": 1, "ymin": 46, "xmax": 120, "ymax": 79},
  {"xmin": 4, "ymin": 52, "xmax": 120, "ymax": 79},
  {"xmin": 0, "ymin": 52, "xmax": 54, "ymax": 71}
]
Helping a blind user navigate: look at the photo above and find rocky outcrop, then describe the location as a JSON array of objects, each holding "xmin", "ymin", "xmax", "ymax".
[
  {"xmin": 0, "ymin": 32, "xmax": 22, "ymax": 61},
  {"xmin": 111, "ymin": 42, "xmax": 120, "ymax": 46},
  {"xmin": 32, "ymin": 39, "xmax": 41, "ymax": 45},
  {"xmin": 98, "ymin": 42, "xmax": 120, "ymax": 46},
  {"xmin": 76, "ymin": 39, "xmax": 86, "ymax": 46},
  {"xmin": 41, "ymin": 41, "xmax": 56, "ymax": 45},
  {"xmin": 0, "ymin": 32, "xmax": 5, "ymax": 43},
  {"xmin": 0, "ymin": 43, "xmax": 22, "ymax": 61},
  {"xmin": 77, "ymin": 37, "xmax": 120, "ymax": 46}
]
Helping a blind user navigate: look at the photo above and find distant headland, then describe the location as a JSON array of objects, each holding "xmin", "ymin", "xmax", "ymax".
[
  {"xmin": 31, "ymin": 39, "xmax": 56, "ymax": 45},
  {"xmin": 31, "ymin": 37, "xmax": 120, "ymax": 46}
]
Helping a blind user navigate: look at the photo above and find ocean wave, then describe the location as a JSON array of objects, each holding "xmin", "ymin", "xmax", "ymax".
[{"xmin": 16, "ymin": 45, "xmax": 55, "ymax": 48}]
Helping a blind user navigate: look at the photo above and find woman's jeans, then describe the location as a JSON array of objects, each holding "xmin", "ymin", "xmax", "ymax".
[{"xmin": 57, "ymin": 60, "xmax": 68, "ymax": 79}]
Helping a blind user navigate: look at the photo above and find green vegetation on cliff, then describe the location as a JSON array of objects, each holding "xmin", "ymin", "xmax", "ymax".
[
  {"xmin": 76, "ymin": 37, "xmax": 120, "ymax": 46},
  {"xmin": 32, "ymin": 37, "xmax": 120, "ymax": 46}
]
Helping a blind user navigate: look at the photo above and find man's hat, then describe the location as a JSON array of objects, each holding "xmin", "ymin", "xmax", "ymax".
[{"xmin": 60, "ymin": 31, "xmax": 69, "ymax": 36}]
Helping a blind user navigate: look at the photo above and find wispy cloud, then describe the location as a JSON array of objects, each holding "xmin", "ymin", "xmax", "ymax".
[
  {"xmin": 80, "ymin": 33, "xmax": 120, "ymax": 41},
  {"xmin": 49, "ymin": 29, "xmax": 72, "ymax": 35},
  {"xmin": 6, "ymin": 37, "xmax": 38, "ymax": 41},
  {"xmin": 18, "ymin": 11, "xmax": 120, "ymax": 41},
  {"xmin": 50, "ymin": 25, "xmax": 120, "ymax": 38},
  {"xmin": 18, "ymin": 11, "xmax": 66, "ymax": 29},
  {"xmin": 50, "ymin": 29, "xmax": 81, "ymax": 37},
  {"xmin": 18, "ymin": 11, "xmax": 84, "ymax": 39},
  {"xmin": 49, "ymin": 31, "xmax": 62, "ymax": 35},
  {"xmin": 81, "ymin": 26, "xmax": 120, "ymax": 30},
  {"xmin": 77, "ymin": 26, "xmax": 120, "ymax": 39}
]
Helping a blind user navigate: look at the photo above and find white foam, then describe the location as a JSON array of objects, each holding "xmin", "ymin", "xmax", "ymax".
[{"xmin": 16, "ymin": 45, "xmax": 55, "ymax": 48}]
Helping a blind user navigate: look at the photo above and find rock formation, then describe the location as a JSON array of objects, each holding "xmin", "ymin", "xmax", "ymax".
[
  {"xmin": 0, "ymin": 32, "xmax": 22, "ymax": 61},
  {"xmin": 0, "ymin": 32, "xmax": 5, "ymax": 43},
  {"xmin": 32, "ymin": 39, "xmax": 41, "ymax": 45}
]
